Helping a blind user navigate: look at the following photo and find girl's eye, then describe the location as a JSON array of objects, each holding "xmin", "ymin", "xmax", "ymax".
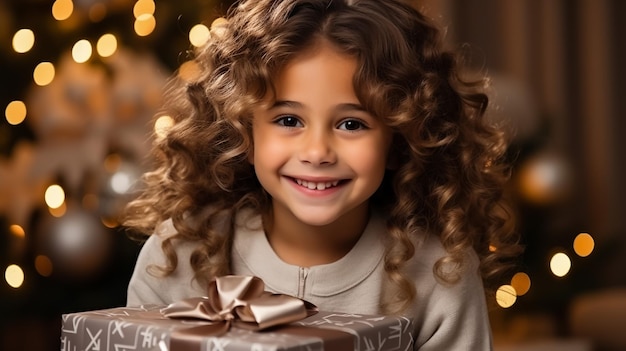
[
  {"xmin": 338, "ymin": 119, "xmax": 367, "ymax": 131},
  {"xmin": 275, "ymin": 116, "xmax": 302, "ymax": 128}
]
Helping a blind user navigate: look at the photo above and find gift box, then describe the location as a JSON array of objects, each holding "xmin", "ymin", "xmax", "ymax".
[{"xmin": 60, "ymin": 305, "xmax": 413, "ymax": 351}]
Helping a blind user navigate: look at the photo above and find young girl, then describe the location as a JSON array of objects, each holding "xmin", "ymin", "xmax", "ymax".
[{"xmin": 124, "ymin": 0, "xmax": 520, "ymax": 349}]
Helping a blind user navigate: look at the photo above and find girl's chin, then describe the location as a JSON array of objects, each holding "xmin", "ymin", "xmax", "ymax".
[
  {"xmin": 280, "ymin": 206, "xmax": 350, "ymax": 227},
  {"xmin": 291, "ymin": 214, "xmax": 342, "ymax": 228},
  {"xmin": 288, "ymin": 207, "xmax": 366, "ymax": 228}
]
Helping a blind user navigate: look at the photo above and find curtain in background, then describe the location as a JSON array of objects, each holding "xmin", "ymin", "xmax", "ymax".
[{"xmin": 420, "ymin": 0, "xmax": 625, "ymax": 245}]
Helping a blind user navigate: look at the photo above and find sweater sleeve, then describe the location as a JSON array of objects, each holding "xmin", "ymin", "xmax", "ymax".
[
  {"xmin": 415, "ymin": 266, "xmax": 493, "ymax": 350},
  {"xmin": 126, "ymin": 234, "xmax": 170, "ymax": 306},
  {"xmin": 404, "ymin": 233, "xmax": 493, "ymax": 351},
  {"xmin": 126, "ymin": 220, "xmax": 206, "ymax": 307}
]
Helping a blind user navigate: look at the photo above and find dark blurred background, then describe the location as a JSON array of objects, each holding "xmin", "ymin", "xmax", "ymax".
[{"xmin": 1, "ymin": 0, "xmax": 624, "ymax": 350}]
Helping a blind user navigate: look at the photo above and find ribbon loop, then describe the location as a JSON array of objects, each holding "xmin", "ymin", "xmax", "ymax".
[
  {"xmin": 162, "ymin": 275, "xmax": 317, "ymax": 334},
  {"xmin": 212, "ymin": 275, "xmax": 265, "ymax": 311}
]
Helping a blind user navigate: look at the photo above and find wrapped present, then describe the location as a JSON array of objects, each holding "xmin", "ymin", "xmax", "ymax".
[
  {"xmin": 60, "ymin": 276, "xmax": 413, "ymax": 351},
  {"xmin": 61, "ymin": 307, "xmax": 414, "ymax": 351}
]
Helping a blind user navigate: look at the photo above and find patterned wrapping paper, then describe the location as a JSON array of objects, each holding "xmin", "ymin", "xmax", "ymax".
[{"xmin": 60, "ymin": 305, "xmax": 414, "ymax": 351}]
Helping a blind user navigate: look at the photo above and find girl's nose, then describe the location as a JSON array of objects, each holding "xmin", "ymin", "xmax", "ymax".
[{"xmin": 298, "ymin": 130, "xmax": 337, "ymax": 166}]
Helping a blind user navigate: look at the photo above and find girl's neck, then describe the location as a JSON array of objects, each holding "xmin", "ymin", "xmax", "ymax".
[{"xmin": 263, "ymin": 203, "xmax": 370, "ymax": 267}]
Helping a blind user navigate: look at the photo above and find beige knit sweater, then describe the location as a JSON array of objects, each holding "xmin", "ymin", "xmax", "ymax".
[{"xmin": 127, "ymin": 211, "xmax": 493, "ymax": 350}]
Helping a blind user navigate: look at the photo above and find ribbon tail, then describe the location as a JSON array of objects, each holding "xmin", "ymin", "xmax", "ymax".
[{"xmin": 169, "ymin": 322, "xmax": 230, "ymax": 351}]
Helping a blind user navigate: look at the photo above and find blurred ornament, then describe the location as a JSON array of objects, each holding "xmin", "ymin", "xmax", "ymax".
[
  {"xmin": 516, "ymin": 151, "xmax": 573, "ymax": 205},
  {"xmin": 36, "ymin": 204, "xmax": 113, "ymax": 279},
  {"xmin": 99, "ymin": 154, "xmax": 142, "ymax": 221}
]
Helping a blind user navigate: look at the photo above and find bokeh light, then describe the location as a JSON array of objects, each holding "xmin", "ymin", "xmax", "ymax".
[
  {"xmin": 211, "ymin": 17, "xmax": 228, "ymax": 28},
  {"xmin": 5, "ymin": 100, "xmax": 27, "ymax": 125},
  {"xmin": 110, "ymin": 172, "xmax": 132, "ymax": 194},
  {"xmin": 496, "ymin": 284, "xmax": 517, "ymax": 308},
  {"xmin": 33, "ymin": 62, "xmax": 56, "ymax": 86},
  {"xmin": 178, "ymin": 60, "xmax": 201, "ymax": 82},
  {"xmin": 133, "ymin": 0, "xmax": 155, "ymax": 18},
  {"xmin": 573, "ymin": 233, "xmax": 595, "ymax": 257},
  {"xmin": 189, "ymin": 24, "xmax": 210, "ymax": 47},
  {"xmin": 550, "ymin": 252, "xmax": 572, "ymax": 277},
  {"xmin": 49, "ymin": 201, "xmax": 67, "ymax": 218},
  {"xmin": 154, "ymin": 115, "xmax": 174, "ymax": 138},
  {"xmin": 35, "ymin": 255, "xmax": 53, "ymax": 277},
  {"xmin": 104, "ymin": 153, "xmax": 122, "ymax": 173},
  {"xmin": 97, "ymin": 33, "xmax": 118, "ymax": 57},
  {"xmin": 101, "ymin": 218, "xmax": 119, "ymax": 229},
  {"xmin": 52, "ymin": 0, "xmax": 74, "ymax": 21},
  {"xmin": 134, "ymin": 14, "xmax": 156, "ymax": 37},
  {"xmin": 12, "ymin": 29, "xmax": 35, "ymax": 53},
  {"xmin": 103, "ymin": 154, "xmax": 141, "ymax": 196},
  {"xmin": 5, "ymin": 264, "xmax": 25, "ymax": 289},
  {"xmin": 510, "ymin": 272, "xmax": 531, "ymax": 296},
  {"xmin": 517, "ymin": 153, "xmax": 572, "ymax": 205},
  {"xmin": 72, "ymin": 39, "xmax": 93, "ymax": 63},
  {"xmin": 45, "ymin": 184, "xmax": 66, "ymax": 209},
  {"xmin": 210, "ymin": 17, "xmax": 227, "ymax": 38},
  {"xmin": 9, "ymin": 224, "xmax": 26, "ymax": 238}
]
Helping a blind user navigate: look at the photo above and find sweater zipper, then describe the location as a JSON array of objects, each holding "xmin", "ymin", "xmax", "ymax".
[{"xmin": 297, "ymin": 267, "xmax": 309, "ymax": 299}]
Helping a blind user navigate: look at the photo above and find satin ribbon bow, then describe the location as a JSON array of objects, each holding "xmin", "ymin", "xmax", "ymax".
[{"xmin": 162, "ymin": 275, "xmax": 317, "ymax": 335}]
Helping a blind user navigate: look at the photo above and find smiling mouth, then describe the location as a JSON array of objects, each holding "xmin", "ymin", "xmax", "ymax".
[{"xmin": 293, "ymin": 178, "xmax": 343, "ymax": 190}]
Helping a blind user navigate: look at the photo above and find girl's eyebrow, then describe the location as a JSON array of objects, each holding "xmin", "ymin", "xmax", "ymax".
[
  {"xmin": 270, "ymin": 100, "xmax": 367, "ymax": 112},
  {"xmin": 270, "ymin": 100, "xmax": 302, "ymax": 109}
]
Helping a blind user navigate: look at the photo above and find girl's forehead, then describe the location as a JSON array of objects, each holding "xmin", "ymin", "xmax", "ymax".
[
  {"xmin": 274, "ymin": 38, "xmax": 355, "ymax": 79},
  {"xmin": 268, "ymin": 42, "xmax": 357, "ymax": 96}
]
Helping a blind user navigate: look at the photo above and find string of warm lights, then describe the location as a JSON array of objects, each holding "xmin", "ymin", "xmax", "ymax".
[
  {"xmin": 494, "ymin": 232, "xmax": 596, "ymax": 308},
  {"xmin": 3, "ymin": 1, "xmax": 597, "ymax": 313},
  {"xmin": 2, "ymin": 0, "xmax": 220, "ymax": 291}
]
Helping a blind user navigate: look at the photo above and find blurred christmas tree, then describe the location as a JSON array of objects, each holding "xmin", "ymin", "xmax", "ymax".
[{"xmin": 0, "ymin": 1, "xmax": 233, "ymax": 349}]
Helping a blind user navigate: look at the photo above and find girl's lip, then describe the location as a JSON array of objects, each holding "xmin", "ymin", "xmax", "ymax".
[{"xmin": 287, "ymin": 175, "xmax": 344, "ymax": 182}]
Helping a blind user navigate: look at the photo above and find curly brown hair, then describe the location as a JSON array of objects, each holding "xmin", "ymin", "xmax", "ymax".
[{"xmin": 124, "ymin": 0, "xmax": 521, "ymax": 314}]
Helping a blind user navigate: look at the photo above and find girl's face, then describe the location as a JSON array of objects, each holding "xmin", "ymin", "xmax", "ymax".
[{"xmin": 251, "ymin": 40, "xmax": 392, "ymax": 227}]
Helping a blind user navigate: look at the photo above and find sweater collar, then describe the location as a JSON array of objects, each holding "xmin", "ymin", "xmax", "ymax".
[{"xmin": 232, "ymin": 210, "xmax": 386, "ymax": 297}]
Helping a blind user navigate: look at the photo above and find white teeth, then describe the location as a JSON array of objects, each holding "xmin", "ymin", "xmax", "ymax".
[{"xmin": 295, "ymin": 179, "xmax": 340, "ymax": 190}]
